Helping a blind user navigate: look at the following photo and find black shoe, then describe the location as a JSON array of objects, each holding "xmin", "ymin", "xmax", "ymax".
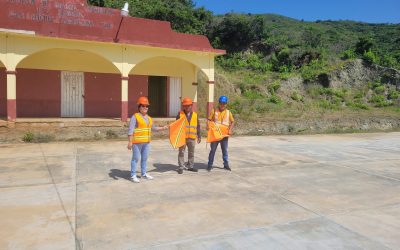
[
  {"xmin": 188, "ymin": 168, "xmax": 198, "ymax": 172},
  {"xmin": 224, "ymin": 166, "xmax": 231, "ymax": 171},
  {"xmin": 207, "ymin": 165, "xmax": 212, "ymax": 171},
  {"xmin": 178, "ymin": 169, "xmax": 183, "ymax": 174}
]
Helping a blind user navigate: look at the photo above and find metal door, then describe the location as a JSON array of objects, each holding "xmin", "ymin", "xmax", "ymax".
[
  {"xmin": 169, "ymin": 77, "xmax": 181, "ymax": 117},
  {"xmin": 148, "ymin": 76, "xmax": 167, "ymax": 117},
  {"xmin": 61, "ymin": 71, "xmax": 84, "ymax": 117}
]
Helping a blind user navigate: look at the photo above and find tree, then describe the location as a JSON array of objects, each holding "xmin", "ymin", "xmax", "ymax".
[
  {"xmin": 355, "ymin": 37, "xmax": 374, "ymax": 55},
  {"xmin": 302, "ymin": 27, "xmax": 322, "ymax": 48},
  {"xmin": 207, "ymin": 13, "xmax": 265, "ymax": 53},
  {"xmin": 87, "ymin": 0, "xmax": 212, "ymax": 35}
]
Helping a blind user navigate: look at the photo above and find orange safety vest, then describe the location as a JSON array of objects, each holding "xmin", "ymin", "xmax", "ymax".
[
  {"xmin": 211, "ymin": 109, "xmax": 230, "ymax": 137},
  {"xmin": 179, "ymin": 111, "xmax": 198, "ymax": 139},
  {"xmin": 207, "ymin": 121, "xmax": 224, "ymax": 143},
  {"xmin": 132, "ymin": 113, "xmax": 152, "ymax": 144}
]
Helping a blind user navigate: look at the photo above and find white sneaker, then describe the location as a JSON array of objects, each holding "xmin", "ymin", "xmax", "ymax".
[
  {"xmin": 131, "ymin": 176, "xmax": 140, "ymax": 183},
  {"xmin": 142, "ymin": 174, "xmax": 154, "ymax": 180}
]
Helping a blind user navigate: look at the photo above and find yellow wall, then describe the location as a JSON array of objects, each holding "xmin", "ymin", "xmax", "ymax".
[
  {"xmin": 0, "ymin": 32, "xmax": 216, "ymax": 80},
  {"xmin": 0, "ymin": 31, "xmax": 218, "ymax": 109},
  {"xmin": 131, "ymin": 56, "xmax": 198, "ymax": 101},
  {"xmin": 17, "ymin": 48, "xmax": 120, "ymax": 73}
]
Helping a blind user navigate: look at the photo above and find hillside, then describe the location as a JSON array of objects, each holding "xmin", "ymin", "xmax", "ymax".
[{"xmin": 89, "ymin": 1, "xmax": 400, "ymax": 134}]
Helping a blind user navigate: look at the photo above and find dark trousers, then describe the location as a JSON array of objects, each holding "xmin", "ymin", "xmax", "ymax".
[{"xmin": 208, "ymin": 137, "xmax": 229, "ymax": 167}]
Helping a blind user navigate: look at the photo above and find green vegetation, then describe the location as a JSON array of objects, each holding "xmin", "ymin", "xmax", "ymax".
[
  {"xmin": 90, "ymin": 1, "xmax": 400, "ymax": 122},
  {"xmin": 22, "ymin": 132, "xmax": 55, "ymax": 143},
  {"xmin": 106, "ymin": 129, "xmax": 119, "ymax": 139},
  {"xmin": 22, "ymin": 132, "xmax": 34, "ymax": 142}
]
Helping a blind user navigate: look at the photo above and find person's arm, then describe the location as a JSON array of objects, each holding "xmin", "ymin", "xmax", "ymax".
[
  {"xmin": 152, "ymin": 123, "xmax": 168, "ymax": 131},
  {"xmin": 127, "ymin": 116, "xmax": 136, "ymax": 150},
  {"xmin": 228, "ymin": 112, "xmax": 234, "ymax": 135},
  {"xmin": 206, "ymin": 109, "xmax": 214, "ymax": 130}
]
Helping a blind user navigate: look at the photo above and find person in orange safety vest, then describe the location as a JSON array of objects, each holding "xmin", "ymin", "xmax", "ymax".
[
  {"xmin": 207, "ymin": 95, "xmax": 234, "ymax": 171},
  {"xmin": 127, "ymin": 96, "xmax": 168, "ymax": 183},
  {"xmin": 175, "ymin": 97, "xmax": 201, "ymax": 174}
]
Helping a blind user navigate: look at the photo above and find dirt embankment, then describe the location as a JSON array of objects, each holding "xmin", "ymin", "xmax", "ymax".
[{"xmin": 1, "ymin": 115, "xmax": 399, "ymax": 144}]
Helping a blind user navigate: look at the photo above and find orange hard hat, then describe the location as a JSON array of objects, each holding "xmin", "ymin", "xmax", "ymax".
[
  {"xmin": 182, "ymin": 97, "xmax": 193, "ymax": 106},
  {"xmin": 137, "ymin": 96, "xmax": 150, "ymax": 105}
]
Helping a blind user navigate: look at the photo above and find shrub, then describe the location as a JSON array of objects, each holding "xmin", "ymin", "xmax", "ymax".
[
  {"xmin": 317, "ymin": 87, "xmax": 346, "ymax": 100},
  {"xmin": 35, "ymin": 133, "xmax": 55, "ymax": 143},
  {"xmin": 363, "ymin": 50, "xmax": 379, "ymax": 64},
  {"xmin": 388, "ymin": 89, "xmax": 399, "ymax": 100},
  {"xmin": 373, "ymin": 85, "xmax": 385, "ymax": 94},
  {"xmin": 267, "ymin": 81, "xmax": 281, "ymax": 94},
  {"xmin": 318, "ymin": 99, "xmax": 340, "ymax": 110},
  {"xmin": 22, "ymin": 132, "xmax": 35, "ymax": 143},
  {"xmin": 354, "ymin": 90, "xmax": 366, "ymax": 99},
  {"xmin": 268, "ymin": 95, "xmax": 282, "ymax": 104},
  {"xmin": 291, "ymin": 91, "xmax": 303, "ymax": 102},
  {"xmin": 347, "ymin": 101, "xmax": 369, "ymax": 110},
  {"xmin": 307, "ymin": 86, "xmax": 322, "ymax": 98},
  {"xmin": 341, "ymin": 49, "xmax": 356, "ymax": 60},
  {"xmin": 106, "ymin": 130, "xmax": 118, "ymax": 139},
  {"xmin": 229, "ymin": 99, "xmax": 243, "ymax": 114},
  {"xmin": 243, "ymin": 89, "xmax": 264, "ymax": 101},
  {"xmin": 300, "ymin": 59, "xmax": 327, "ymax": 82},
  {"xmin": 369, "ymin": 94, "xmax": 391, "ymax": 107}
]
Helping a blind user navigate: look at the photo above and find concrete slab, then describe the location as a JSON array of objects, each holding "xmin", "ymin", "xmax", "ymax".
[
  {"xmin": 0, "ymin": 183, "xmax": 76, "ymax": 250},
  {"xmin": 0, "ymin": 132, "xmax": 399, "ymax": 249},
  {"xmin": 328, "ymin": 203, "xmax": 400, "ymax": 249},
  {"xmin": 143, "ymin": 217, "xmax": 389, "ymax": 250}
]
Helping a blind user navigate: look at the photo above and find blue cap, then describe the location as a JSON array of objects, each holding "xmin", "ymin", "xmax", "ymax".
[{"xmin": 219, "ymin": 95, "xmax": 228, "ymax": 103}]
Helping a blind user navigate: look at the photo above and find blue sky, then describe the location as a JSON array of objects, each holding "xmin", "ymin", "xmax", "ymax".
[{"xmin": 194, "ymin": 0, "xmax": 400, "ymax": 23}]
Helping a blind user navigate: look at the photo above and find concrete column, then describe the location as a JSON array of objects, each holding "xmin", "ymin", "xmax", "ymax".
[
  {"xmin": 207, "ymin": 80, "xmax": 214, "ymax": 117},
  {"xmin": 6, "ymin": 70, "xmax": 16, "ymax": 121},
  {"xmin": 121, "ymin": 76, "xmax": 129, "ymax": 122},
  {"xmin": 192, "ymin": 82, "xmax": 198, "ymax": 112}
]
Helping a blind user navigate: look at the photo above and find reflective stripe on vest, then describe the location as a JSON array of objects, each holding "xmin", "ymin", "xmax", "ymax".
[
  {"xmin": 179, "ymin": 111, "xmax": 198, "ymax": 139},
  {"xmin": 132, "ymin": 113, "xmax": 152, "ymax": 144},
  {"xmin": 213, "ymin": 109, "xmax": 230, "ymax": 137}
]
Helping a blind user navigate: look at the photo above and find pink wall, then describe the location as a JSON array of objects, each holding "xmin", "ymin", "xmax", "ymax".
[
  {"xmin": 17, "ymin": 69, "xmax": 61, "ymax": 117},
  {"xmin": 0, "ymin": 68, "xmax": 6, "ymax": 117},
  {"xmin": 128, "ymin": 75, "xmax": 148, "ymax": 116},
  {"xmin": 85, "ymin": 73, "xmax": 120, "ymax": 117}
]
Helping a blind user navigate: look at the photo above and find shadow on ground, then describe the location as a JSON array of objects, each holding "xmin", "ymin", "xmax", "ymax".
[{"xmin": 108, "ymin": 169, "xmax": 131, "ymax": 181}]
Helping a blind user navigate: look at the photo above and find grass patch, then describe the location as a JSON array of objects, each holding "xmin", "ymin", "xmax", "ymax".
[
  {"xmin": 22, "ymin": 132, "xmax": 35, "ymax": 143},
  {"xmin": 106, "ymin": 130, "xmax": 118, "ymax": 139},
  {"xmin": 22, "ymin": 132, "xmax": 55, "ymax": 143}
]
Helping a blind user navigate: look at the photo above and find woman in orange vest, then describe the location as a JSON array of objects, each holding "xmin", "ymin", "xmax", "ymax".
[
  {"xmin": 207, "ymin": 95, "xmax": 234, "ymax": 171},
  {"xmin": 176, "ymin": 97, "xmax": 201, "ymax": 174},
  {"xmin": 127, "ymin": 96, "xmax": 168, "ymax": 183}
]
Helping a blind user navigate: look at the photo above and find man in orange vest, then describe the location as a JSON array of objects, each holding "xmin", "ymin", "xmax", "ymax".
[
  {"xmin": 127, "ymin": 96, "xmax": 168, "ymax": 183},
  {"xmin": 176, "ymin": 97, "xmax": 201, "ymax": 174},
  {"xmin": 207, "ymin": 95, "xmax": 234, "ymax": 171}
]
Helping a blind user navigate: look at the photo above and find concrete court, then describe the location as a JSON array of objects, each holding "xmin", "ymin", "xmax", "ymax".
[{"xmin": 0, "ymin": 132, "xmax": 399, "ymax": 250}]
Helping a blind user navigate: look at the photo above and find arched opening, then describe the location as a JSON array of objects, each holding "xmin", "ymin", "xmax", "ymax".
[
  {"xmin": 16, "ymin": 48, "xmax": 121, "ymax": 118},
  {"xmin": 128, "ymin": 56, "xmax": 208, "ymax": 117},
  {"xmin": 0, "ymin": 61, "xmax": 6, "ymax": 117}
]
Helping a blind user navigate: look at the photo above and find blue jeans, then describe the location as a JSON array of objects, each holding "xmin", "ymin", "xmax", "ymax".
[
  {"xmin": 208, "ymin": 137, "xmax": 229, "ymax": 167},
  {"xmin": 131, "ymin": 143, "xmax": 150, "ymax": 177}
]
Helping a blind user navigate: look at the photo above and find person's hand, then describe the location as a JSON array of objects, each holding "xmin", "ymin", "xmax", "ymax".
[
  {"xmin": 163, "ymin": 125, "xmax": 169, "ymax": 130},
  {"xmin": 197, "ymin": 137, "xmax": 201, "ymax": 144},
  {"xmin": 127, "ymin": 142, "xmax": 132, "ymax": 150},
  {"xmin": 228, "ymin": 129, "xmax": 233, "ymax": 135}
]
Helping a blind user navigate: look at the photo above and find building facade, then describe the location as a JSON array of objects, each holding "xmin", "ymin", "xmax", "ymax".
[{"xmin": 0, "ymin": 0, "xmax": 224, "ymax": 121}]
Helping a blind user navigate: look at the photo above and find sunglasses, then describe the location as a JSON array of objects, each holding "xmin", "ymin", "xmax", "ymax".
[{"xmin": 140, "ymin": 105, "xmax": 149, "ymax": 108}]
